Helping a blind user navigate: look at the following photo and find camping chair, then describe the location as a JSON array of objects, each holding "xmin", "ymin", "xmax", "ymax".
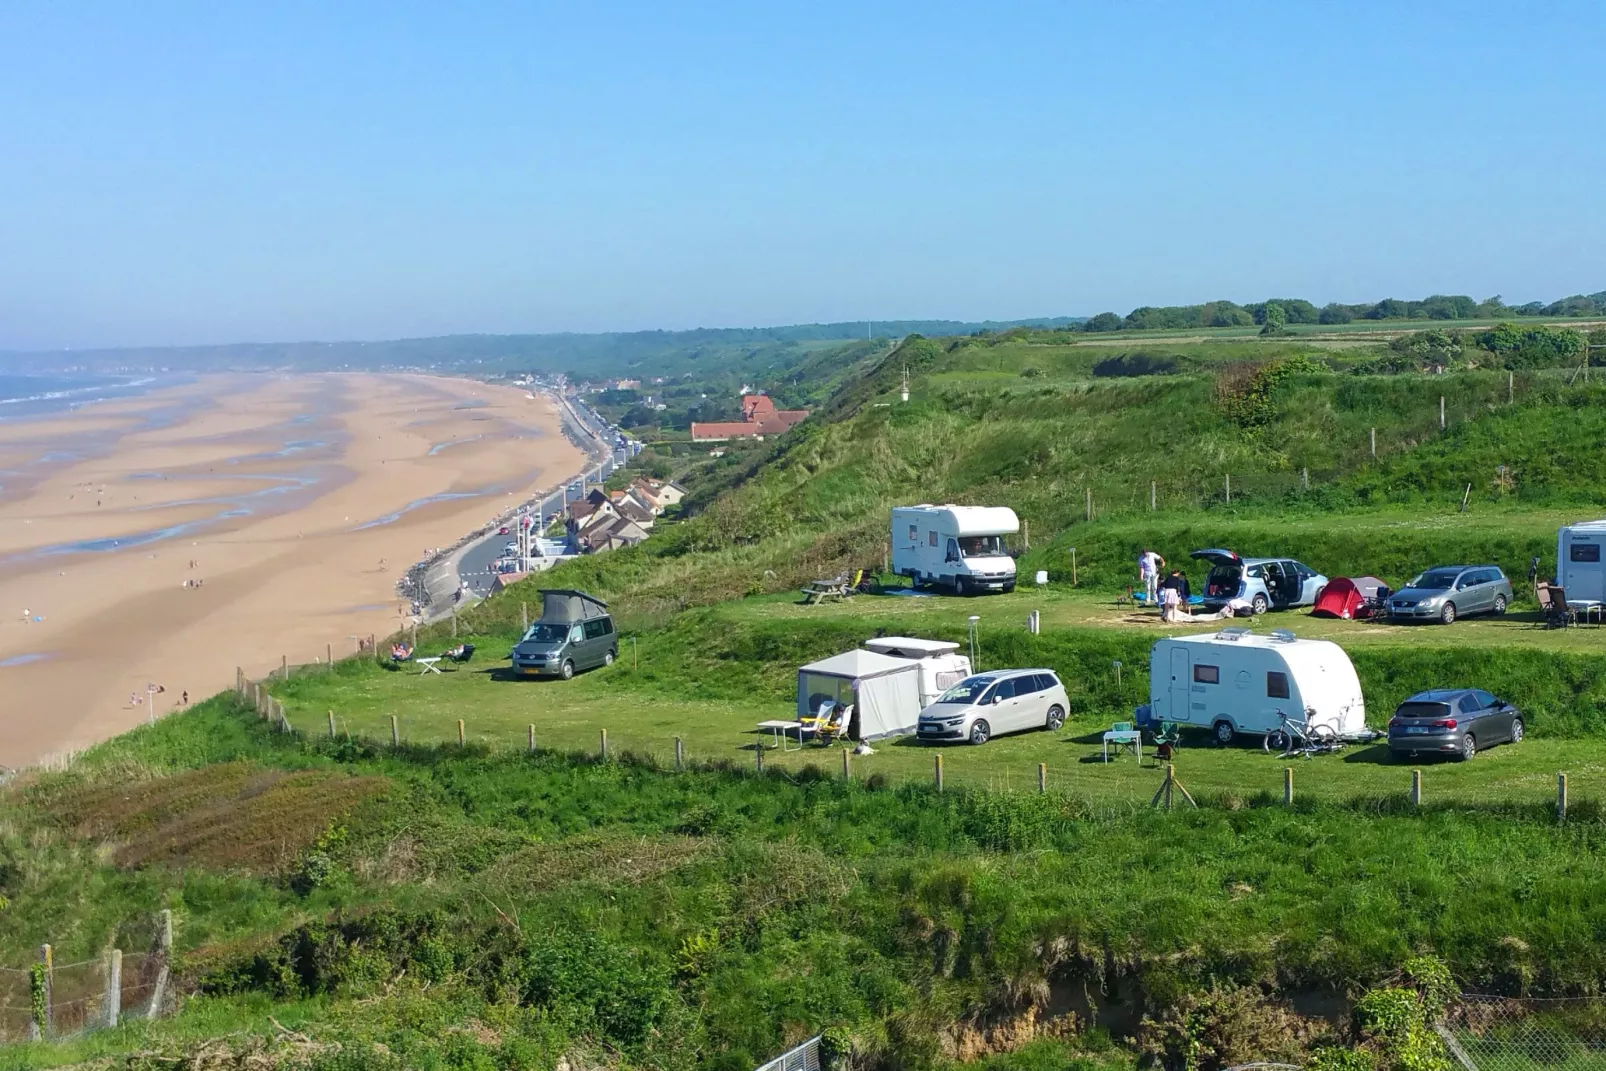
[
  {"xmin": 1151, "ymin": 721, "xmax": 1183, "ymax": 763},
  {"xmin": 389, "ymin": 643, "xmax": 414, "ymax": 664},
  {"xmin": 445, "ymin": 643, "xmax": 476, "ymax": 665},
  {"xmin": 801, "ymin": 700, "xmax": 852, "ymax": 745},
  {"xmin": 1538, "ymin": 584, "xmax": 1577, "ymax": 629}
]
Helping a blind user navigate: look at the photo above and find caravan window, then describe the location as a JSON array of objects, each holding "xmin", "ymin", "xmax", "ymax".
[
  {"xmin": 928, "ymin": 531, "xmax": 938, "ymax": 547},
  {"xmin": 1193, "ymin": 664, "xmax": 1220, "ymax": 685},
  {"xmin": 908, "ymin": 524, "xmax": 918, "ymax": 543},
  {"xmin": 1267, "ymin": 671, "xmax": 1290, "ymax": 699},
  {"xmin": 1572, "ymin": 543, "xmax": 1602, "ymax": 563}
]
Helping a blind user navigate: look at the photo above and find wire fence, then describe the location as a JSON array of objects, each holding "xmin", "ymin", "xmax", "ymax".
[
  {"xmin": 754, "ymin": 1034, "xmax": 821, "ymax": 1071},
  {"xmin": 0, "ymin": 912, "xmax": 175, "ymax": 1042},
  {"xmin": 1444, "ymin": 996, "xmax": 1606, "ymax": 1070}
]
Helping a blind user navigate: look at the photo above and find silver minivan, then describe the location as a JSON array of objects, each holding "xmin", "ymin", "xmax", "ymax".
[{"xmin": 916, "ymin": 669, "xmax": 1070, "ymax": 745}]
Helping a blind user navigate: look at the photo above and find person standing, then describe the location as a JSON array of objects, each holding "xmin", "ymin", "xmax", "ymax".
[{"xmin": 1139, "ymin": 549, "xmax": 1165, "ymax": 604}]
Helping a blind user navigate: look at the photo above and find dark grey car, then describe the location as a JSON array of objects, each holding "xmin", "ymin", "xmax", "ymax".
[
  {"xmin": 1386, "ymin": 565, "xmax": 1513, "ymax": 625},
  {"xmin": 1387, "ymin": 689, "xmax": 1523, "ymax": 761}
]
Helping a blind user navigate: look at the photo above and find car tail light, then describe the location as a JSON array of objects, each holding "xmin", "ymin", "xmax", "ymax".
[
  {"xmin": 1433, "ymin": 718, "xmax": 1457, "ymax": 729},
  {"xmin": 1388, "ymin": 717, "xmax": 1400, "ymax": 728}
]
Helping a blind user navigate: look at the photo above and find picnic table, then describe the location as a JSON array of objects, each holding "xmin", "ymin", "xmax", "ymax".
[
  {"xmin": 755, "ymin": 719, "xmax": 808, "ymax": 751},
  {"xmin": 1103, "ymin": 728, "xmax": 1142, "ymax": 762},
  {"xmin": 416, "ymin": 657, "xmax": 444, "ymax": 676},
  {"xmin": 801, "ymin": 576, "xmax": 855, "ymax": 605}
]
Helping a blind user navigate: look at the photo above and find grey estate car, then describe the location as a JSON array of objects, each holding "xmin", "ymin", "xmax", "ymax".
[
  {"xmin": 1388, "ymin": 689, "xmax": 1523, "ymax": 761},
  {"xmin": 1386, "ymin": 565, "xmax": 1513, "ymax": 625}
]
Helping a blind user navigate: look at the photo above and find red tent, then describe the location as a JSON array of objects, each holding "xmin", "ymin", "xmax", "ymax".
[{"xmin": 1311, "ymin": 576, "xmax": 1388, "ymax": 619}]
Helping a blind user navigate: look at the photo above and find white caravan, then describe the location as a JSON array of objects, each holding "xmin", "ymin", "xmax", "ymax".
[
  {"xmin": 1558, "ymin": 520, "xmax": 1606, "ymax": 605},
  {"xmin": 861, "ymin": 636, "xmax": 973, "ymax": 708},
  {"xmin": 891, "ymin": 505, "xmax": 1018, "ymax": 595},
  {"xmin": 1142, "ymin": 628, "xmax": 1366, "ymax": 745}
]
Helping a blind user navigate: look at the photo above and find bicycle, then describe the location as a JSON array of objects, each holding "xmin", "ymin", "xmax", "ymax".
[{"xmin": 1263, "ymin": 708, "xmax": 1343, "ymax": 757}]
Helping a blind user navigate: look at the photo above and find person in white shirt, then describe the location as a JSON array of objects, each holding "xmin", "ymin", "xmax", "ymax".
[{"xmin": 1139, "ymin": 549, "xmax": 1165, "ymax": 605}]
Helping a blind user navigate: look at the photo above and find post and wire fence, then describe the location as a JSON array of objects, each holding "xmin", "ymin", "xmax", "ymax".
[{"xmin": 0, "ymin": 911, "xmax": 174, "ymax": 1043}]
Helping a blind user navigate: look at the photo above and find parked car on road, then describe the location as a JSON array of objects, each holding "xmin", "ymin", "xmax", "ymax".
[
  {"xmin": 1387, "ymin": 689, "xmax": 1523, "ymax": 761},
  {"xmin": 1191, "ymin": 549, "xmax": 1327, "ymax": 615},
  {"xmin": 1386, "ymin": 565, "xmax": 1512, "ymax": 625},
  {"xmin": 916, "ymin": 669, "xmax": 1069, "ymax": 745}
]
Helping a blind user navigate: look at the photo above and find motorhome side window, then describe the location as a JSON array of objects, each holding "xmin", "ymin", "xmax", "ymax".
[
  {"xmin": 908, "ymin": 524, "xmax": 918, "ymax": 542},
  {"xmin": 928, "ymin": 531, "xmax": 938, "ymax": 547},
  {"xmin": 1193, "ymin": 664, "xmax": 1220, "ymax": 684},
  {"xmin": 1267, "ymin": 671, "xmax": 1290, "ymax": 699},
  {"xmin": 583, "ymin": 619, "xmax": 609, "ymax": 640},
  {"xmin": 1572, "ymin": 544, "xmax": 1602, "ymax": 563}
]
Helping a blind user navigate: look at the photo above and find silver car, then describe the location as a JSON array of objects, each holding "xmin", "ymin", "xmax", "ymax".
[
  {"xmin": 916, "ymin": 669, "xmax": 1070, "ymax": 745},
  {"xmin": 1191, "ymin": 549, "xmax": 1327, "ymax": 615},
  {"xmin": 1386, "ymin": 565, "xmax": 1513, "ymax": 625}
]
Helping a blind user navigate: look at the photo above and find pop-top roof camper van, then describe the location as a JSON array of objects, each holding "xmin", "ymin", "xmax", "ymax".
[
  {"xmin": 1141, "ymin": 628, "xmax": 1366, "ymax": 745},
  {"xmin": 890, "ymin": 505, "xmax": 1018, "ymax": 595},
  {"xmin": 1558, "ymin": 521, "xmax": 1606, "ymax": 606},
  {"xmin": 862, "ymin": 636, "xmax": 973, "ymax": 708}
]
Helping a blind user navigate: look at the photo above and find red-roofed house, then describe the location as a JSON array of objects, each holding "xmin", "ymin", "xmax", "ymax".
[{"xmin": 691, "ymin": 394, "xmax": 808, "ymax": 442}]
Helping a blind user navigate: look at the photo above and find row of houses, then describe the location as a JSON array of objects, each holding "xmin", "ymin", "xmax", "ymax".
[{"xmin": 565, "ymin": 477, "xmax": 685, "ymax": 554}]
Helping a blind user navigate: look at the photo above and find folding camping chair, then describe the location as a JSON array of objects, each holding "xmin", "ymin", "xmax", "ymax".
[
  {"xmin": 801, "ymin": 700, "xmax": 853, "ymax": 745},
  {"xmin": 1538, "ymin": 584, "xmax": 1577, "ymax": 629}
]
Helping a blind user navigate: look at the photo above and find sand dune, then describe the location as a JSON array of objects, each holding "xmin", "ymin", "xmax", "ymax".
[{"xmin": 0, "ymin": 373, "xmax": 586, "ymax": 767}]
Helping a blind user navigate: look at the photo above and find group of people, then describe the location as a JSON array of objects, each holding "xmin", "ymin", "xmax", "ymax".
[{"xmin": 1138, "ymin": 550, "xmax": 1194, "ymax": 622}]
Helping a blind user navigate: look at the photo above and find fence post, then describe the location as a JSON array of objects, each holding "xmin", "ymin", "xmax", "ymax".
[
  {"xmin": 457, "ymin": 719, "xmax": 465, "ymax": 747},
  {"xmin": 674, "ymin": 737, "xmax": 684, "ymax": 772},
  {"xmin": 1037, "ymin": 762, "xmax": 1046, "ymax": 794},
  {"xmin": 1509, "ymin": 370, "xmax": 1515, "ymax": 404},
  {"xmin": 326, "ymin": 642, "xmax": 333, "ymax": 667},
  {"xmin": 34, "ymin": 944, "xmax": 52, "ymax": 1038},
  {"xmin": 1558, "ymin": 772, "xmax": 1569, "ymax": 820},
  {"xmin": 105, "ymin": 948, "xmax": 122, "ymax": 1028},
  {"xmin": 452, "ymin": 612, "xmax": 458, "ymax": 639},
  {"xmin": 1225, "ymin": 473, "xmax": 1231, "ymax": 504},
  {"xmin": 841, "ymin": 748, "xmax": 850, "ymax": 781},
  {"xmin": 147, "ymin": 909, "xmax": 172, "ymax": 1019},
  {"xmin": 1284, "ymin": 767, "xmax": 1294, "ymax": 806},
  {"xmin": 281, "ymin": 655, "xmax": 288, "ymax": 680},
  {"xmin": 1150, "ymin": 480, "xmax": 1156, "ymax": 511},
  {"xmin": 755, "ymin": 743, "xmax": 764, "ymax": 773},
  {"xmin": 1370, "ymin": 427, "xmax": 1376, "ymax": 458},
  {"xmin": 934, "ymin": 753, "xmax": 944, "ymax": 793},
  {"xmin": 521, "ymin": 602, "xmax": 528, "ymax": 631},
  {"xmin": 327, "ymin": 710, "xmax": 336, "ymax": 738},
  {"xmin": 1440, "ymin": 396, "xmax": 1446, "ymax": 430},
  {"xmin": 253, "ymin": 683, "xmax": 263, "ymax": 717},
  {"xmin": 528, "ymin": 724, "xmax": 536, "ymax": 754},
  {"xmin": 1411, "ymin": 769, "xmax": 1422, "ymax": 808},
  {"xmin": 390, "ymin": 715, "xmax": 399, "ymax": 747},
  {"xmin": 599, "ymin": 728, "xmax": 608, "ymax": 760},
  {"xmin": 1085, "ymin": 487, "xmax": 1092, "ymax": 523},
  {"xmin": 1301, "ymin": 466, "xmax": 1309, "ymax": 490}
]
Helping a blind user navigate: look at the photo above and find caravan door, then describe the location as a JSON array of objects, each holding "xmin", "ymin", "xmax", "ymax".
[{"xmin": 1168, "ymin": 647, "xmax": 1192, "ymax": 723}]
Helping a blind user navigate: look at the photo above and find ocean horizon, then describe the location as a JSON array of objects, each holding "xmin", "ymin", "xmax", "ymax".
[{"xmin": 0, "ymin": 371, "xmax": 179, "ymax": 421}]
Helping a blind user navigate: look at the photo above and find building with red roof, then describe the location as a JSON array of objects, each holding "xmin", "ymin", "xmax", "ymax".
[{"xmin": 691, "ymin": 394, "xmax": 809, "ymax": 442}]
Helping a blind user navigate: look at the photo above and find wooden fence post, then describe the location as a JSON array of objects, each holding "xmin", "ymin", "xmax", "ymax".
[
  {"xmin": 934, "ymin": 753, "xmax": 944, "ymax": 793},
  {"xmin": 599, "ymin": 728, "xmax": 608, "ymax": 760},
  {"xmin": 327, "ymin": 711, "xmax": 336, "ymax": 738},
  {"xmin": 34, "ymin": 944, "xmax": 52, "ymax": 1038},
  {"xmin": 1085, "ymin": 487, "xmax": 1092, "ymax": 523},
  {"xmin": 1411, "ymin": 769, "xmax": 1422, "ymax": 808},
  {"xmin": 1509, "ymin": 370, "xmax": 1515, "ymax": 405},
  {"xmin": 105, "ymin": 948, "xmax": 122, "ymax": 1028},
  {"xmin": 528, "ymin": 724, "xmax": 536, "ymax": 754},
  {"xmin": 326, "ymin": 642, "xmax": 332, "ymax": 667},
  {"xmin": 390, "ymin": 715, "xmax": 399, "ymax": 747},
  {"xmin": 1439, "ymin": 396, "xmax": 1446, "ymax": 430},
  {"xmin": 674, "ymin": 737, "xmax": 684, "ymax": 772},
  {"xmin": 1558, "ymin": 772, "xmax": 1569, "ymax": 820},
  {"xmin": 1150, "ymin": 480, "xmax": 1156, "ymax": 511},
  {"xmin": 1284, "ymin": 767, "xmax": 1294, "ymax": 806},
  {"xmin": 457, "ymin": 719, "xmax": 465, "ymax": 747},
  {"xmin": 1370, "ymin": 427, "xmax": 1376, "ymax": 458},
  {"xmin": 841, "ymin": 748, "xmax": 850, "ymax": 781},
  {"xmin": 1225, "ymin": 473, "xmax": 1231, "ymax": 504},
  {"xmin": 755, "ymin": 744, "xmax": 764, "ymax": 773},
  {"xmin": 521, "ymin": 602, "xmax": 528, "ymax": 630},
  {"xmin": 1301, "ymin": 466, "xmax": 1309, "ymax": 490},
  {"xmin": 1037, "ymin": 762, "xmax": 1046, "ymax": 794},
  {"xmin": 452, "ymin": 612, "xmax": 458, "ymax": 639},
  {"xmin": 281, "ymin": 655, "xmax": 288, "ymax": 680}
]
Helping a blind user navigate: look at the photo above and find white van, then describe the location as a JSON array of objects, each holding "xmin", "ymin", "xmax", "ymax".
[
  {"xmin": 861, "ymin": 636, "xmax": 973, "ymax": 708},
  {"xmin": 1142, "ymin": 628, "xmax": 1366, "ymax": 745},
  {"xmin": 891, "ymin": 505, "xmax": 1018, "ymax": 595},
  {"xmin": 1558, "ymin": 520, "xmax": 1606, "ymax": 604}
]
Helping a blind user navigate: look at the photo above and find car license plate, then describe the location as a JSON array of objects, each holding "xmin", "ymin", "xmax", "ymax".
[{"xmin": 1402, "ymin": 726, "xmax": 1430, "ymax": 734}]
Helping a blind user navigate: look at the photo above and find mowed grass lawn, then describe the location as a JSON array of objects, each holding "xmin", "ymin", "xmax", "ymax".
[{"xmin": 269, "ymin": 583, "xmax": 1606, "ymax": 809}]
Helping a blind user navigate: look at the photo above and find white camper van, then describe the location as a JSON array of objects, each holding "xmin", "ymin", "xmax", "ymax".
[
  {"xmin": 862, "ymin": 636, "xmax": 973, "ymax": 708},
  {"xmin": 1558, "ymin": 521, "xmax": 1606, "ymax": 605},
  {"xmin": 1142, "ymin": 628, "xmax": 1366, "ymax": 745},
  {"xmin": 891, "ymin": 505, "xmax": 1018, "ymax": 595}
]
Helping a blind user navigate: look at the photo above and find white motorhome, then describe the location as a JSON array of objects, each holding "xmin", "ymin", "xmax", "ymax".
[
  {"xmin": 891, "ymin": 505, "xmax": 1018, "ymax": 595},
  {"xmin": 1141, "ymin": 628, "xmax": 1366, "ymax": 745},
  {"xmin": 862, "ymin": 636, "xmax": 973, "ymax": 708},
  {"xmin": 1557, "ymin": 520, "xmax": 1606, "ymax": 605}
]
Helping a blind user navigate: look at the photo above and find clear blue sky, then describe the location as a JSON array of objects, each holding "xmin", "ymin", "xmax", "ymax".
[{"xmin": 2, "ymin": 2, "xmax": 1603, "ymax": 349}]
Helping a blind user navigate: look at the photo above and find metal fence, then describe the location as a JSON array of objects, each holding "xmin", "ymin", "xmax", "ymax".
[
  {"xmin": 754, "ymin": 1035, "xmax": 821, "ymax": 1071},
  {"xmin": 0, "ymin": 911, "xmax": 175, "ymax": 1042},
  {"xmin": 1444, "ymin": 996, "xmax": 1606, "ymax": 1070}
]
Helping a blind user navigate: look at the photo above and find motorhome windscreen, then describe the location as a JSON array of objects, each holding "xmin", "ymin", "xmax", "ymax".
[
  {"xmin": 959, "ymin": 535, "xmax": 1004, "ymax": 557},
  {"xmin": 801, "ymin": 674, "xmax": 855, "ymax": 715},
  {"xmin": 520, "ymin": 623, "xmax": 568, "ymax": 644}
]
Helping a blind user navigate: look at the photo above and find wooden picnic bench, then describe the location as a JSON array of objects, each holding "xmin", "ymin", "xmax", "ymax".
[{"xmin": 801, "ymin": 570, "xmax": 863, "ymax": 605}]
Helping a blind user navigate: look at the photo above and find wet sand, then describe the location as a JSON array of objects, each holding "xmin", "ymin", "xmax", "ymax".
[{"xmin": 0, "ymin": 373, "xmax": 586, "ymax": 767}]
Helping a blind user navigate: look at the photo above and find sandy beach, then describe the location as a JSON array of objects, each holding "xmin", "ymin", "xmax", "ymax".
[{"xmin": 0, "ymin": 373, "xmax": 586, "ymax": 767}]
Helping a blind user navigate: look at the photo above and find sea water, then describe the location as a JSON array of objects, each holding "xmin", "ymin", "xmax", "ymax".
[{"xmin": 0, "ymin": 372, "xmax": 168, "ymax": 421}]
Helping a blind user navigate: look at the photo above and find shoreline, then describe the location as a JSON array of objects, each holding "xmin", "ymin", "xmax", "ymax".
[{"xmin": 0, "ymin": 372, "xmax": 592, "ymax": 768}]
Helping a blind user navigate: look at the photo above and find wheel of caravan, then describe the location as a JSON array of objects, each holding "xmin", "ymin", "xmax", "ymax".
[{"xmin": 1213, "ymin": 720, "xmax": 1235, "ymax": 746}]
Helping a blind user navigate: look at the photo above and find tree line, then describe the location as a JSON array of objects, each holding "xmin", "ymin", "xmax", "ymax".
[{"xmin": 1078, "ymin": 290, "xmax": 1606, "ymax": 333}]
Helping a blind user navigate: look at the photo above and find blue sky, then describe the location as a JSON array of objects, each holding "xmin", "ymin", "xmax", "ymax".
[{"xmin": 2, "ymin": 2, "xmax": 1603, "ymax": 349}]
